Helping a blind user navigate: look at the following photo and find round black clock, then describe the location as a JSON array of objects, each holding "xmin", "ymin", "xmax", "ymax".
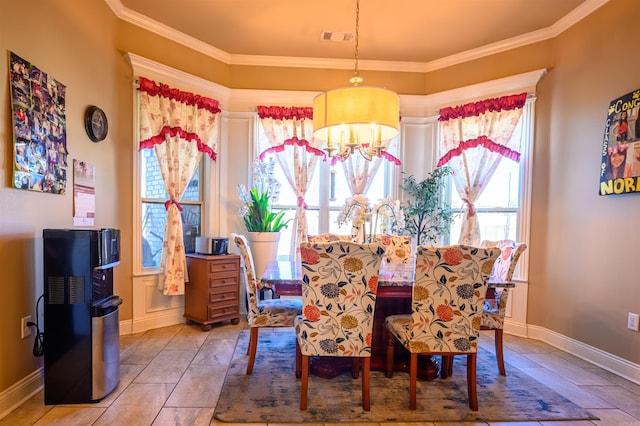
[{"xmin": 84, "ymin": 105, "xmax": 108, "ymax": 142}]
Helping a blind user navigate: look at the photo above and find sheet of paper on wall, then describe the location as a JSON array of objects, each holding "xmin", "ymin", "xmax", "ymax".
[{"xmin": 73, "ymin": 159, "xmax": 96, "ymax": 226}]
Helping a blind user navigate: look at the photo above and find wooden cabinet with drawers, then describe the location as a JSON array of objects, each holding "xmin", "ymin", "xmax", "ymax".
[{"xmin": 185, "ymin": 253, "xmax": 241, "ymax": 331}]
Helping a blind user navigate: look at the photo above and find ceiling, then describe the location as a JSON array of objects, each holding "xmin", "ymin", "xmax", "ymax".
[{"xmin": 114, "ymin": 0, "xmax": 606, "ymax": 69}]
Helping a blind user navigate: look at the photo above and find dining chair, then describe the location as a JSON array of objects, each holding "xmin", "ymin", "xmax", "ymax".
[
  {"xmin": 384, "ymin": 245, "xmax": 500, "ymax": 411},
  {"xmin": 374, "ymin": 234, "xmax": 412, "ymax": 264},
  {"xmin": 231, "ymin": 233, "xmax": 302, "ymax": 375},
  {"xmin": 294, "ymin": 241, "xmax": 385, "ymax": 411},
  {"xmin": 307, "ymin": 233, "xmax": 353, "ymax": 243},
  {"xmin": 478, "ymin": 239, "xmax": 527, "ymax": 376}
]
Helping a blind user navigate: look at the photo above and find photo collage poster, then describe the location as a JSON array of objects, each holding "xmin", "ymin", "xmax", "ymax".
[
  {"xmin": 599, "ymin": 88, "xmax": 640, "ymax": 196},
  {"xmin": 9, "ymin": 51, "xmax": 68, "ymax": 194}
]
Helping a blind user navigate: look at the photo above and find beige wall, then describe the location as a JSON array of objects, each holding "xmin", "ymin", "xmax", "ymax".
[
  {"xmin": 530, "ymin": 0, "xmax": 640, "ymax": 362},
  {"xmin": 1, "ymin": 0, "xmax": 638, "ymax": 401},
  {"xmin": 0, "ymin": 0, "xmax": 132, "ymax": 392}
]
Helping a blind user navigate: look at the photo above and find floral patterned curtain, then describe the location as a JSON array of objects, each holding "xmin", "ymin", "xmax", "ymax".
[
  {"xmin": 338, "ymin": 138, "xmax": 401, "ymax": 196},
  {"xmin": 257, "ymin": 106, "xmax": 324, "ymax": 255},
  {"xmin": 138, "ymin": 76, "xmax": 220, "ymax": 295},
  {"xmin": 437, "ymin": 92, "xmax": 527, "ymax": 245}
]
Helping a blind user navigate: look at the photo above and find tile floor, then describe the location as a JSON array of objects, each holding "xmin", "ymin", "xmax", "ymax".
[{"xmin": 2, "ymin": 319, "xmax": 639, "ymax": 426}]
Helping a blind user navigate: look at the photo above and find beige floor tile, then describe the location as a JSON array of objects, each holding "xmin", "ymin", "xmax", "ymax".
[
  {"xmin": 92, "ymin": 383, "xmax": 175, "ymax": 426},
  {"xmin": 151, "ymin": 407, "xmax": 214, "ymax": 426},
  {"xmin": 191, "ymin": 337, "xmax": 237, "ymax": 366},
  {"xmin": 580, "ymin": 385, "xmax": 640, "ymax": 418},
  {"xmin": 32, "ymin": 406, "xmax": 105, "ymax": 426},
  {"xmin": 165, "ymin": 324, "xmax": 210, "ymax": 350},
  {"xmin": 521, "ymin": 353, "xmax": 612, "ymax": 386},
  {"xmin": 518, "ymin": 367, "xmax": 614, "ymax": 409},
  {"xmin": 164, "ymin": 364, "xmax": 228, "ymax": 407},
  {"xmin": 0, "ymin": 390, "xmax": 51, "ymax": 426},
  {"xmin": 135, "ymin": 350, "xmax": 197, "ymax": 383},
  {"xmin": 583, "ymin": 408, "xmax": 640, "ymax": 425}
]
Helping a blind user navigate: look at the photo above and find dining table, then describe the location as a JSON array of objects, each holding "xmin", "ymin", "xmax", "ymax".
[{"xmin": 260, "ymin": 258, "xmax": 514, "ymax": 380}]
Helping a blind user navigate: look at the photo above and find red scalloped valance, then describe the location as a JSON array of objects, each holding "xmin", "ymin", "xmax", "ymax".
[
  {"xmin": 139, "ymin": 126, "xmax": 217, "ymax": 161},
  {"xmin": 438, "ymin": 92, "xmax": 527, "ymax": 121},
  {"xmin": 258, "ymin": 137, "xmax": 325, "ymax": 160},
  {"xmin": 436, "ymin": 135, "xmax": 519, "ymax": 167},
  {"xmin": 137, "ymin": 76, "xmax": 221, "ymax": 115},
  {"xmin": 257, "ymin": 105, "xmax": 313, "ymax": 120}
]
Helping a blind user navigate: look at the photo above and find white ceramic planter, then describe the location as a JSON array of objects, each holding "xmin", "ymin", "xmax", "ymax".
[{"xmin": 246, "ymin": 232, "xmax": 280, "ymax": 277}]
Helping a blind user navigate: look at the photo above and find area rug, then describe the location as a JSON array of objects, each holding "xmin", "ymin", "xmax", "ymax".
[{"xmin": 213, "ymin": 329, "xmax": 598, "ymax": 423}]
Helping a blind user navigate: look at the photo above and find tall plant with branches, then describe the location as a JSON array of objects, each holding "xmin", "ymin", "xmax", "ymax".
[{"xmin": 400, "ymin": 167, "xmax": 455, "ymax": 246}]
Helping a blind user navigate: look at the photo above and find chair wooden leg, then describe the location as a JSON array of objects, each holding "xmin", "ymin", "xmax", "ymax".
[
  {"xmin": 352, "ymin": 357, "xmax": 361, "ymax": 379},
  {"xmin": 295, "ymin": 339, "xmax": 302, "ymax": 379},
  {"xmin": 300, "ymin": 354, "xmax": 309, "ymax": 410},
  {"xmin": 246, "ymin": 327, "xmax": 259, "ymax": 375},
  {"xmin": 467, "ymin": 353, "xmax": 478, "ymax": 411},
  {"xmin": 385, "ymin": 327, "xmax": 395, "ymax": 378},
  {"xmin": 495, "ymin": 328, "xmax": 506, "ymax": 376},
  {"xmin": 409, "ymin": 352, "xmax": 418, "ymax": 410},
  {"xmin": 362, "ymin": 357, "xmax": 371, "ymax": 411},
  {"xmin": 440, "ymin": 355, "xmax": 454, "ymax": 378}
]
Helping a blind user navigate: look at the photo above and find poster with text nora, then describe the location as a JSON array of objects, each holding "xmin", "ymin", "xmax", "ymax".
[{"xmin": 599, "ymin": 89, "xmax": 640, "ymax": 196}]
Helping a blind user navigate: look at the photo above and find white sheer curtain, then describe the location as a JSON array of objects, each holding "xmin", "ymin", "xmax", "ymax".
[
  {"xmin": 438, "ymin": 93, "xmax": 527, "ymax": 245},
  {"xmin": 138, "ymin": 76, "xmax": 220, "ymax": 295},
  {"xmin": 257, "ymin": 106, "xmax": 325, "ymax": 255}
]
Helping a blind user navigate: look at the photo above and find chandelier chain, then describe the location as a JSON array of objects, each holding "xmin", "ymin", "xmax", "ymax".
[{"xmin": 351, "ymin": 0, "xmax": 362, "ymax": 85}]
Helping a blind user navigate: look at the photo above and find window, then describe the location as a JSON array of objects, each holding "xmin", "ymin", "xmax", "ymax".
[
  {"xmin": 256, "ymin": 123, "xmax": 392, "ymax": 260},
  {"xmin": 140, "ymin": 148, "xmax": 203, "ymax": 268},
  {"xmin": 443, "ymin": 100, "xmax": 533, "ymax": 279}
]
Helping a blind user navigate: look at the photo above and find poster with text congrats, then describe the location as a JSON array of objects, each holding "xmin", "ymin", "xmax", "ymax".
[{"xmin": 599, "ymin": 88, "xmax": 640, "ymax": 196}]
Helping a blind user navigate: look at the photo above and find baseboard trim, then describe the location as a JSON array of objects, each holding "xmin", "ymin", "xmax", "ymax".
[
  {"xmin": 526, "ymin": 324, "xmax": 640, "ymax": 385},
  {"xmin": 0, "ymin": 368, "xmax": 43, "ymax": 420},
  {"xmin": 127, "ymin": 310, "xmax": 185, "ymax": 335}
]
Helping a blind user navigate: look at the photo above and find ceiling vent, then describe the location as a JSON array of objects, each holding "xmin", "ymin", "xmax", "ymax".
[{"xmin": 320, "ymin": 31, "xmax": 354, "ymax": 42}]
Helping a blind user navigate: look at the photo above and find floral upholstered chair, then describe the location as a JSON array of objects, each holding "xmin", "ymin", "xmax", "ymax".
[
  {"xmin": 231, "ymin": 233, "xmax": 302, "ymax": 375},
  {"xmin": 374, "ymin": 234, "xmax": 412, "ymax": 264},
  {"xmin": 295, "ymin": 241, "xmax": 385, "ymax": 411},
  {"xmin": 479, "ymin": 239, "xmax": 527, "ymax": 376},
  {"xmin": 307, "ymin": 233, "xmax": 353, "ymax": 243},
  {"xmin": 384, "ymin": 245, "xmax": 500, "ymax": 411}
]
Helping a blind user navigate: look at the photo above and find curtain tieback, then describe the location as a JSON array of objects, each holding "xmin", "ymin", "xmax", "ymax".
[
  {"xmin": 165, "ymin": 199, "xmax": 183, "ymax": 212},
  {"xmin": 297, "ymin": 196, "xmax": 307, "ymax": 209},
  {"xmin": 463, "ymin": 199, "xmax": 476, "ymax": 216}
]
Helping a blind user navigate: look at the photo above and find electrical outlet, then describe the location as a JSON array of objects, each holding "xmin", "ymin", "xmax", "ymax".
[
  {"xmin": 21, "ymin": 315, "xmax": 32, "ymax": 339},
  {"xmin": 628, "ymin": 313, "xmax": 640, "ymax": 331}
]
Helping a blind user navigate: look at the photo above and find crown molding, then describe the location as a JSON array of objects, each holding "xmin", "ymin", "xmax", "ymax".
[
  {"xmin": 126, "ymin": 52, "xmax": 546, "ymax": 119},
  {"xmin": 107, "ymin": 0, "xmax": 608, "ymax": 73}
]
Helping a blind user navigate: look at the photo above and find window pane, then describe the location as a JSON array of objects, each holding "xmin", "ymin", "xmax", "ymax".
[
  {"xmin": 449, "ymin": 211, "xmax": 517, "ymax": 244},
  {"xmin": 142, "ymin": 202, "xmax": 201, "ymax": 268},
  {"xmin": 141, "ymin": 150, "xmax": 200, "ymax": 201},
  {"xmin": 450, "ymin": 159, "xmax": 520, "ymax": 209},
  {"xmin": 141, "ymin": 150, "xmax": 167, "ymax": 199}
]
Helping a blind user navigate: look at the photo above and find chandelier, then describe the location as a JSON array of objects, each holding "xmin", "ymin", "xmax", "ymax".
[{"xmin": 312, "ymin": 0, "xmax": 399, "ymax": 162}]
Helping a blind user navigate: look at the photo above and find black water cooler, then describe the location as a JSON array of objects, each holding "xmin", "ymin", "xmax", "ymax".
[{"xmin": 43, "ymin": 228, "xmax": 122, "ymax": 404}]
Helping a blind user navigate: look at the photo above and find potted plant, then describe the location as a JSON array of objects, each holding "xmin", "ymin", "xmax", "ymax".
[
  {"xmin": 237, "ymin": 158, "xmax": 291, "ymax": 275},
  {"xmin": 400, "ymin": 167, "xmax": 455, "ymax": 246}
]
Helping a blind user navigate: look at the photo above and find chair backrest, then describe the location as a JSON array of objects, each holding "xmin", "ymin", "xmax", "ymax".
[
  {"xmin": 480, "ymin": 239, "xmax": 527, "ymax": 282},
  {"xmin": 374, "ymin": 234, "xmax": 412, "ymax": 264},
  {"xmin": 297, "ymin": 241, "xmax": 385, "ymax": 357},
  {"xmin": 307, "ymin": 233, "xmax": 353, "ymax": 244},
  {"xmin": 231, "ymin": 233, "xmax": 259, "ymax": 320},
  {"xmin": 409, "ymin": 245, "xmax": 500, "ymax": 354}
]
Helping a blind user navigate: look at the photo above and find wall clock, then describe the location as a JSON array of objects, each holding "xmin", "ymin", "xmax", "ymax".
[{"xmin": 84, "ymin": 105, "xmax": 108, "ymax": 142}]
